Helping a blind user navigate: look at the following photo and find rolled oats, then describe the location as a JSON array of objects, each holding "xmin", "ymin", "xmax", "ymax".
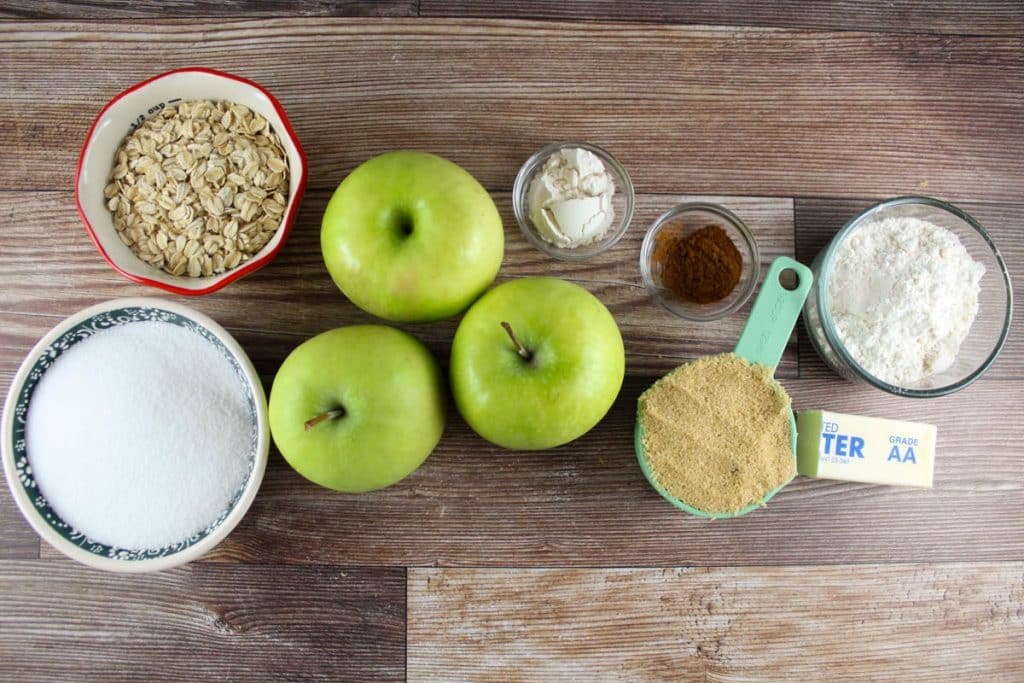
[{"xmin": 105, "ymin": 100, "xmax": 290, "ymax": 278}]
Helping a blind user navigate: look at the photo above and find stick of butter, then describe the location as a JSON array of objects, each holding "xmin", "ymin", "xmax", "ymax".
[{"xmin": 796, "ymin": 410, "xmax": 937, "ymax": 488}]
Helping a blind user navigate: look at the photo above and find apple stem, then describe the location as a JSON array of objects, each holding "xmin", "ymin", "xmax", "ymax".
[
  {"xmin": 304, "ymin": 408, "xmax": 345, "ymax": 432},
  {"xmin": 501, "ymin": 321, "xmax": 533, "ymax": 362}
]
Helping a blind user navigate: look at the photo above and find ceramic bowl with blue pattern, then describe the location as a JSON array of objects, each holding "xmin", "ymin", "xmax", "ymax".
[{"xmin": 2, "ymin": 298, "xmax": 269, "ymax": 572}]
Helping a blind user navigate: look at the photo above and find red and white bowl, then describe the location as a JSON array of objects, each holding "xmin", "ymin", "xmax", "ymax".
[{"xmin": 76, "ymin": 67, "xmax": 307, "ymax": 296}]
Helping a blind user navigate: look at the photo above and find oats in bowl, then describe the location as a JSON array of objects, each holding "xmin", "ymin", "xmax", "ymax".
[{"xmin": 104, "ymin": 100, "xmax": 290, "ymax": 278}]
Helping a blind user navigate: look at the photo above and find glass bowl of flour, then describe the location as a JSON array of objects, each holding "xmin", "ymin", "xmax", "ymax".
[
  {"xmin": 803, "ymin": 196, "xmax": 1012, "ymax": 397},
  {"xmin": 1, "ymin": 298, "xmax": 269, "ymax": 571}
]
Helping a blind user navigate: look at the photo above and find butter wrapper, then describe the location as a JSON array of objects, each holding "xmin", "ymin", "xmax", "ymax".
[{"xmin": 796, "ymin": 410, "xmax": 936, "ymax": 488}]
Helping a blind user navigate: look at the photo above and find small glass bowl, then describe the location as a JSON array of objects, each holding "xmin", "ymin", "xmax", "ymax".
[
  {"xmin": 512, "ymin": 141, "xmax": 634, "ymax": 261},
  {"xmin": 640, "ymin": 202, "xmax": 760, "ymax": 322},
  {"xmin": 803, "ymin": 196, "xmax": 1013, "ymax": 397}
]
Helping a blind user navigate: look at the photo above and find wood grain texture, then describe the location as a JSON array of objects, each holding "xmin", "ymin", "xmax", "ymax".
[
  {"xmin": 795, "ymin": 198, "xmax": 1024, "ymax": 379},
  {"xmin": 0, "ymin": 191, "xmax": 798, "ymax": 380},
  {"xmin": 423, "ymin": 1, "xmax": 1024, "ymax": 35},
  {"xmin": 0, "ymin": 13, "xmax": 1021, "ymax": 679},
  {"xmin": 407, "ymin": 564, "xmax": 1024, "ymax": 681},
  {"xmin": 27, "ymin": 376, "xmax": 1003, "ymax": 568},
  {"xmin": 0, "ymin": 476, "xmax": 37, "ymax": 559},
  {"xmin": 1, "ymin": 20, "xmax": 1022, "ymax": 202},
  {"xmin": 0, "ymin": 560, "xmax": 405, "ymax": 681},
  {"xmin": 5, "ymin": 0, "xmax": 1024, "ymax": 36},
  {"xmin": 0, "ymin": 182, "xmax": 781, "ymax": 565},
  {"xmin": 0, "ymin": 0, "xmax": 417, "ymax": 18}
]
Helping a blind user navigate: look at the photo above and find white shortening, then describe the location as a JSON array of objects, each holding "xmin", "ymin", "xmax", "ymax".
[{"xmin": 527, "ymin": 147, "xmax": 616, "ymax": 248}]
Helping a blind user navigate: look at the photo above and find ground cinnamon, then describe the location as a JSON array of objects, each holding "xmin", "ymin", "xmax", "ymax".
[{"xmin": 654, "ymin": 224, "xmax": 742, "ymax": 304}]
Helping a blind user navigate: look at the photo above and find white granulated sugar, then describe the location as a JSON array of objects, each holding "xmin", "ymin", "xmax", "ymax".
[
  {"xmin": 26, "ymin": 321, "xmax": 252, "ymax": 550},
  {"xmin": 828, "ymin": 216, "xmax": 985, "ymax": 386}
]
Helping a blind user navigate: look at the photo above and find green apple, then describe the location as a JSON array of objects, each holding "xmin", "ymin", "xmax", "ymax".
[
  {"xmin": 269, "ymin": 325, "xmax": 445, "ymax": 492},
  {"xmin": 450, "ymin": 277, "xmax": 625, "ymax": 450},
  {"xmin": 321, "ymin": 150, "xmax": 504, "ymax": 323}
]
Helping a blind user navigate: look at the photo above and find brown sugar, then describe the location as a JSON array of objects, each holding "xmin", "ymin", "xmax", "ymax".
[
  {"xmin": 653, "ymin": 224, "xmax": 742, "ymax": 304},
  {"xmin": 638, "ymin": 353, "xmax": 795, "ymax": 515}
]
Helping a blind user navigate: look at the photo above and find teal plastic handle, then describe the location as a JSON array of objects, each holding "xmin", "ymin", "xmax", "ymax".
[{"xmin": 734, "ymin": 256, "xmax": 813, "ymax": 370}]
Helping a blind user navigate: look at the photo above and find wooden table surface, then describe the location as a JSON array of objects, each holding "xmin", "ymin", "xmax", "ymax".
[{"xmin": 1, "ymin": 2, "xmax": 1022, "ymax": 680}]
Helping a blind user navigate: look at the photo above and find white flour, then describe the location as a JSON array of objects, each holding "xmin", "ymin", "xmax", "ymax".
[{"xmin": 828, "ymin": 216, "xmax": 985, "ymax": 386}]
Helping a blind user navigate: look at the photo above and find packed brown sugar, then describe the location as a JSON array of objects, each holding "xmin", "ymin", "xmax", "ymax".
[{"xmin": 639, "ymin": 353, "xmax": 795, "ymax": 514}]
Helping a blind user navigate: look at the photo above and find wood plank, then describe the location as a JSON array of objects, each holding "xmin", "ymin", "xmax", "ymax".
[
  {"xmin": 0, "ymin": 21, "xmax": 1022, "ymax": 201},
  {"xmin": 21, "ymin": 376, "xmax": 1005, "ymax": 567},
  {"xmin": 0, "ymin": 191, "xmax": 798, "ymax": 380},
  {"xmin": 0, "ymin": 474, "xmax": 38, "ymax": 559},
  {"xmin": 423, "ymin": 1, "xmax": 1024, "ymax": 35},
  {"xmin": 4, "ymin": 0, "xmax": 1023, "ymax": 35},
  {"xmin": 2, "ymin": 189, "xmax": 793, "ymax": 565},
  {"xmin": 795, "ymin": 198, "xmax": 1023, "ymax": 380},
  {"xmin": 0, "ymin": 0, "xmax": 418, "ymax": 19},
  {"xmin": 407, "ymin": 564, "xmax": 1024, "ymax": 680},
  {"xmin": 0, "ymin": 560, "xmax": 405, "ymax": 681}
]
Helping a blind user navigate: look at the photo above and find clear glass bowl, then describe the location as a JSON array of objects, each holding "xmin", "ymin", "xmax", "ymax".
[
  {"xmin": 640, "ymin": 202, "xmax": 760, "ymax": 322},
  {"xmin": 512, "ymin": 141, "xmax": 634, "ymax": 261},
  {"xmin": 803, "ymin": 196, "xmax": 1013, "ymax": 397}
]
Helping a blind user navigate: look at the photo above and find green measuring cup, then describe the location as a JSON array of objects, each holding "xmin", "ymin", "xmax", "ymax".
[{"xmin": 635, "ymin": 256, "xmax": 814, "ymax": 518}]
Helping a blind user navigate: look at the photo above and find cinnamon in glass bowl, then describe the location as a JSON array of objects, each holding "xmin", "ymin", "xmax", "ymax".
[{"xmin": 640, "ymin": 202, "xmax": 759, "ymax": 322}]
